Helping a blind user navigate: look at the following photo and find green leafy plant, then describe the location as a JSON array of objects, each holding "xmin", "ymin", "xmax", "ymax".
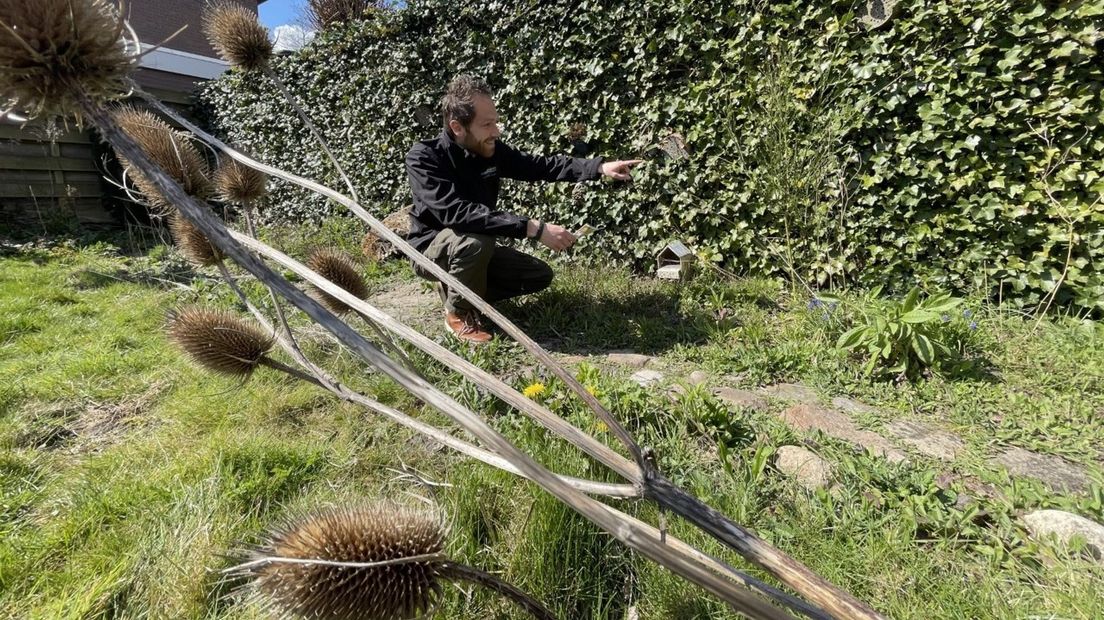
[
  {"xmin": 833, "ymin": 286, "xmax": 963, "ymax": 378},
  {"xmin": 198, "ymin": 0, "xmax": 1104, "ymax": 316}
]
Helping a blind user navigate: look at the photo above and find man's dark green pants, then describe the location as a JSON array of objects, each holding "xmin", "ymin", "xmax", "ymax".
[{"xmin": 413, "ymin": 229, "xmax": 553, "ymax": 314}]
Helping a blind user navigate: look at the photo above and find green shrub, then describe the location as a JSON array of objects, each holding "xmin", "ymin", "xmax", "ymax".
[{"xmin": 198, "ymin": 0, "xmax": 1104, "ymax": 314}]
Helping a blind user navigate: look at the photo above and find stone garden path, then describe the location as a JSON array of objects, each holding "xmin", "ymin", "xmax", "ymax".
[{"xmin": 365, "ymin": 280, "xmax": 1104, "ymax": 562}]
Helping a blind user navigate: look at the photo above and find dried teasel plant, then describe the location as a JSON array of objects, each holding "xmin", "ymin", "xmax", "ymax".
[
  {"xmin": 3, "ymin": 2, "xmax": 885, "ymax": 617},
  {"xmin": 166, "ymin": 306, "xmax": 276, "ymax": 378},
  {"xmin": 202, "ymin": 0, "xmax": 273, "ymax": 72},
  {"xmin": 215, "ymin": 157, "xmax": 268, "ymax": 205},
  {"xmin": 0, "ymin": 0, "xmax": 136, "ymax": 122},
  {"xmin": 201, "ymin": 2, "xmax": 363, "ymax": 207},
  {"xmin": 232, "ymin": 503, "xmax": 555, "ymax": 620},
  {"xmin": 112, "ymin": 105, "xmax": 213, "ymax": 212},
  {"xmin": 306, "ymin": 248, "xmax": 370, "ymax": 315},
  {"xmin": 168, "ymin": 212, "xmax": 223, "ymax": 266},
  {"xmin": 306, "ymin": 0, "xmax": 382, "ymax": 31}
]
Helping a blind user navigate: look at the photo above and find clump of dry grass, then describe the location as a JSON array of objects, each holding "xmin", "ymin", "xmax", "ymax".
[
  {"xmin": 203, "ymin": 1, "xmax": 272, "ymax": 71},
  {"xmin": 166, "ymin": 306, "xmax": 274, "ymax": 378},
  {"xmin": 360, "ymin": 206, "xmax": 410, "ymax": 262},
  {"xmin": 244, "ymin": 504, "xmax": 446, "ymax": 620},
  {"xmin": 215, "ymin": 158, "xmax": 267, "ymax": 204},
  {"xmin": 0, "ymin": 0, "xmax": 136, "ymax": 121},
  {"xmin": 306, "ymin": 248, "xmax": 369, "ymax": 315},
  {"xmin": 113, "ymin": 106, "xmax": 212, "ymax": 211}
]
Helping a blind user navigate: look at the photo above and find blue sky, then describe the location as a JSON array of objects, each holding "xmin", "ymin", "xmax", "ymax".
[{"xmin": 259, "ymin": 0, "xmax": 301, "ymax": 30}]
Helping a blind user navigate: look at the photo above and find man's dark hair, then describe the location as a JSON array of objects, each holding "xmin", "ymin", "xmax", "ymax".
[{"xmin": 441, "ymin": 75, "xmax": 493, "ymax": 129}]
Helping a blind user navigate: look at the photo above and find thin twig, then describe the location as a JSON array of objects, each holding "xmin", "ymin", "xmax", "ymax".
[
  {"xmin": 225, "ymin": 552, "xmax": 446, "ymax": 574},
  {"xmin": 441, "ymin": 563, "xmax": 557, "ymax": 620}
]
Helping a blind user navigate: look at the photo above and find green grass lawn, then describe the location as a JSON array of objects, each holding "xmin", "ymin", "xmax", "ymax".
[{"xmin": 1, "ymin": 230, "xmax": 1102, "ymax": 619}]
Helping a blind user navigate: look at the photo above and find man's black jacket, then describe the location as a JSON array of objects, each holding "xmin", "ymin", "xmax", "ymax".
[{"xmin": 405, "ymin": 130, "xmax": 603, "ymax": 251}]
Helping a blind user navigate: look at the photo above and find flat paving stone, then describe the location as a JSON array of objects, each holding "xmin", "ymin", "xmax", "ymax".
[
  {"xmin": 831, "ymin": 396, "xmax": 878, "ymax": 415},
  {"xmin": 714, "ymin": 387, "xmax": 769, "ymax": 412},
  {"xmin": 1021, "ymin": 509, "xmax": 1104, "ymax": 562},
  {"xmin": 776, "ymin": 445, "xmax": 833, "ymax": 491},
  {"xmin": 606, "ymin": 352, "xmax": 654, "ymax": 368},
  {"xmin": 630, "ymin": 369, "xmax": 665, "ymax": 387},
  {"xmin": 990, "ymin": 446, "xmax": 1091, "ymax": 494},
  {"xmin": 779, "ymin": 404, "xmax": 907, "ymax": 464},
  {"xmin": 886, "ymin": 420, "xmax": 967, "ymax": 461},
  {"xmin": 760, "ymin": 383, "xmax": 820, "ymax": 404}
]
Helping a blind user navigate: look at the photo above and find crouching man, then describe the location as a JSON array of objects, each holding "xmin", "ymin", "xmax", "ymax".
[{"xmin": 405, "ymin": 75, "xmax": 641, "ymax": 343}]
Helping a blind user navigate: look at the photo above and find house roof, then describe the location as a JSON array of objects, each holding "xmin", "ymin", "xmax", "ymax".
[{"xmin": 659, "ymin": 241, "xmax": 693, "ymax": 257}]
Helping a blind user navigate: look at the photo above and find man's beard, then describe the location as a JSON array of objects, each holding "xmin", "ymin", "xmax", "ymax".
[{"xmin": 460, "ymin": 133, "xmax": 495, "ymax": 158}]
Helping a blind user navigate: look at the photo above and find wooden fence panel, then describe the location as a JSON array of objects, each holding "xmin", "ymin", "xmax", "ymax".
[{"xmin": 0, "ymin": 122, "xmax": 115, "ymax": 231}]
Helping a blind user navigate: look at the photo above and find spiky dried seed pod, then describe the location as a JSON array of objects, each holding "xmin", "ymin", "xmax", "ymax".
[
  {"xmin": 248, "ymin": 504, "xmax": 447, "ymax": 620},
  {"xmin": 113, "ymin": 106, "xmax": 212, "ymax": 212},
  {"xmin": 203, "ymin": 1, "xmax": 272, "ymax": 71},
  {"xmin": 307, "ymin": 0, "xmax": 378, "ymax": 30},
  {"xmin": 306, "ymin": 248, "xmax": 368, "ymax": 315},
  {"xmin": 168, "ymin": 213, "xmax": 222, "ymax": 266},
  {"xmin": 215, "ymin": 158, "xmax": 267, "ymax": 204},
  {"xmin": 166, "ymin": 306, "xmax": 273, "ymax": 378},
  {"xmin": 0, "ymin": 0, "xmax": 136, "ymax": 121}
]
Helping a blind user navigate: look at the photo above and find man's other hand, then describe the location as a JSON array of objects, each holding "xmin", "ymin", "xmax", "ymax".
[
  {"xmin": 529, "ymin": 220, "xmax": 577, "ymax": 252},
  {"xmin": 600, "ymin": 159, "xmax": 644, "ymax": 181}
]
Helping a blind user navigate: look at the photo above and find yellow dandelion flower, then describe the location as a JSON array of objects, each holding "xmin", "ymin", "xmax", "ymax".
[
  {"xmin": 595, "ymin": 421, "xmax": 609, "ymax": 434},
  {"xmin": 522, "ymin": 382, "xmax": 547, "ymax": 399},
  {"xmin": 584, "ymin": 384, "xmax": 599, "ymax": 397}
]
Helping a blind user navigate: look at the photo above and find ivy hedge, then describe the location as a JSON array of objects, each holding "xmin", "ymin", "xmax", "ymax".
[{"xmin": 197, "ymin": 0, "xmax": 1104, "ymax": 313}]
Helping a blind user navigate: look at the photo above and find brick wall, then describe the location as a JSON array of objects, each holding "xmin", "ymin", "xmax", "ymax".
[{"xmin": 125, "ymin": 0, "xmax": 261, "ymax": 58}]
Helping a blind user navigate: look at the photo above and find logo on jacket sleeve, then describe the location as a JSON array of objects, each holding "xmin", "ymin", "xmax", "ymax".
[{"xmin": 481, "ymin": 167, "xmax": 498, "ymax": 179}]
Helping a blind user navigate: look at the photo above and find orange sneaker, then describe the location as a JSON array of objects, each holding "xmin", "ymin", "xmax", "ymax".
[{"xmin": 445, "ymin": 310, "xmax": 492, "ymax": 343}]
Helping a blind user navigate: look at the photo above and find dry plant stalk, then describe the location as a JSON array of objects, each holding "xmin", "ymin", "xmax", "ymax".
[
  {"xmin": 0, "ymin": 2, "xmax": 881, "ymax": 618},
  {"xmin": 135, "ymin": 88, "xmax": 874, "ymax": 620},
  {"xmin": 94, "ymin": 102, "xmax": 796, "ymax": 619}
]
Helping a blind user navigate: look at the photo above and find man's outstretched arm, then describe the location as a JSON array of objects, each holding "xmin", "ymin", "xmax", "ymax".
[{"xmin": 496, "ymin": 140, "xmax": 643, "ymax": 183}]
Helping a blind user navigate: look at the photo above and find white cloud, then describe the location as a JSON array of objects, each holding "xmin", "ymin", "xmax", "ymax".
[{"xmin": 272, "ymin": 24, "xmax": 315, "ymax": 53}]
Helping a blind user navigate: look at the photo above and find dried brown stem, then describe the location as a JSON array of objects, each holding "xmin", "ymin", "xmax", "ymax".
[
  {"xmin": 440, "ymin": 563, "xmax": 557, "ymax": 620},
  {"xmin": 134, "ymin": 86, "xmax": 646, "ymax": 472},
  {"xmin": 132, "ymin": 87, "xmax": 882, "ymax": 620},
  {"xmin": 85, "ymin": 93, "xmax": 792, "ymax": 620},
  {"xmin": 218, "ymin": 235, "xmax": 822, "ymax": 616}
]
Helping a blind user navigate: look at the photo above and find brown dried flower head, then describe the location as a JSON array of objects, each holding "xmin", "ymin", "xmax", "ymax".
[
  {"xmin": 166, "ymin": 306, "xmax": 273, "ymax": 378},
  {"xmin": 215, "ymin": 158, "xmax": 267, "ymax": 204},
  {"xmin": 247, "ymin": 504, "xmax": 447, "ymax": 620},
  {"xmin": 306, "ymin": 248, "xmax": 369, "ymax": 315},
  {"xmin": 168, "ymin": 213, "xmax": 222, "ymax": 267},
  {"xmin": 0, "ymin": 0, "xmax": 136, "ymax": 121},
  {"xmin": 203, "ymin": 1, "xmax": 273, "ymax": 71},
  {"xmin": 113, "ymin": 106, "xmax": 212, "ymax": 212}
]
